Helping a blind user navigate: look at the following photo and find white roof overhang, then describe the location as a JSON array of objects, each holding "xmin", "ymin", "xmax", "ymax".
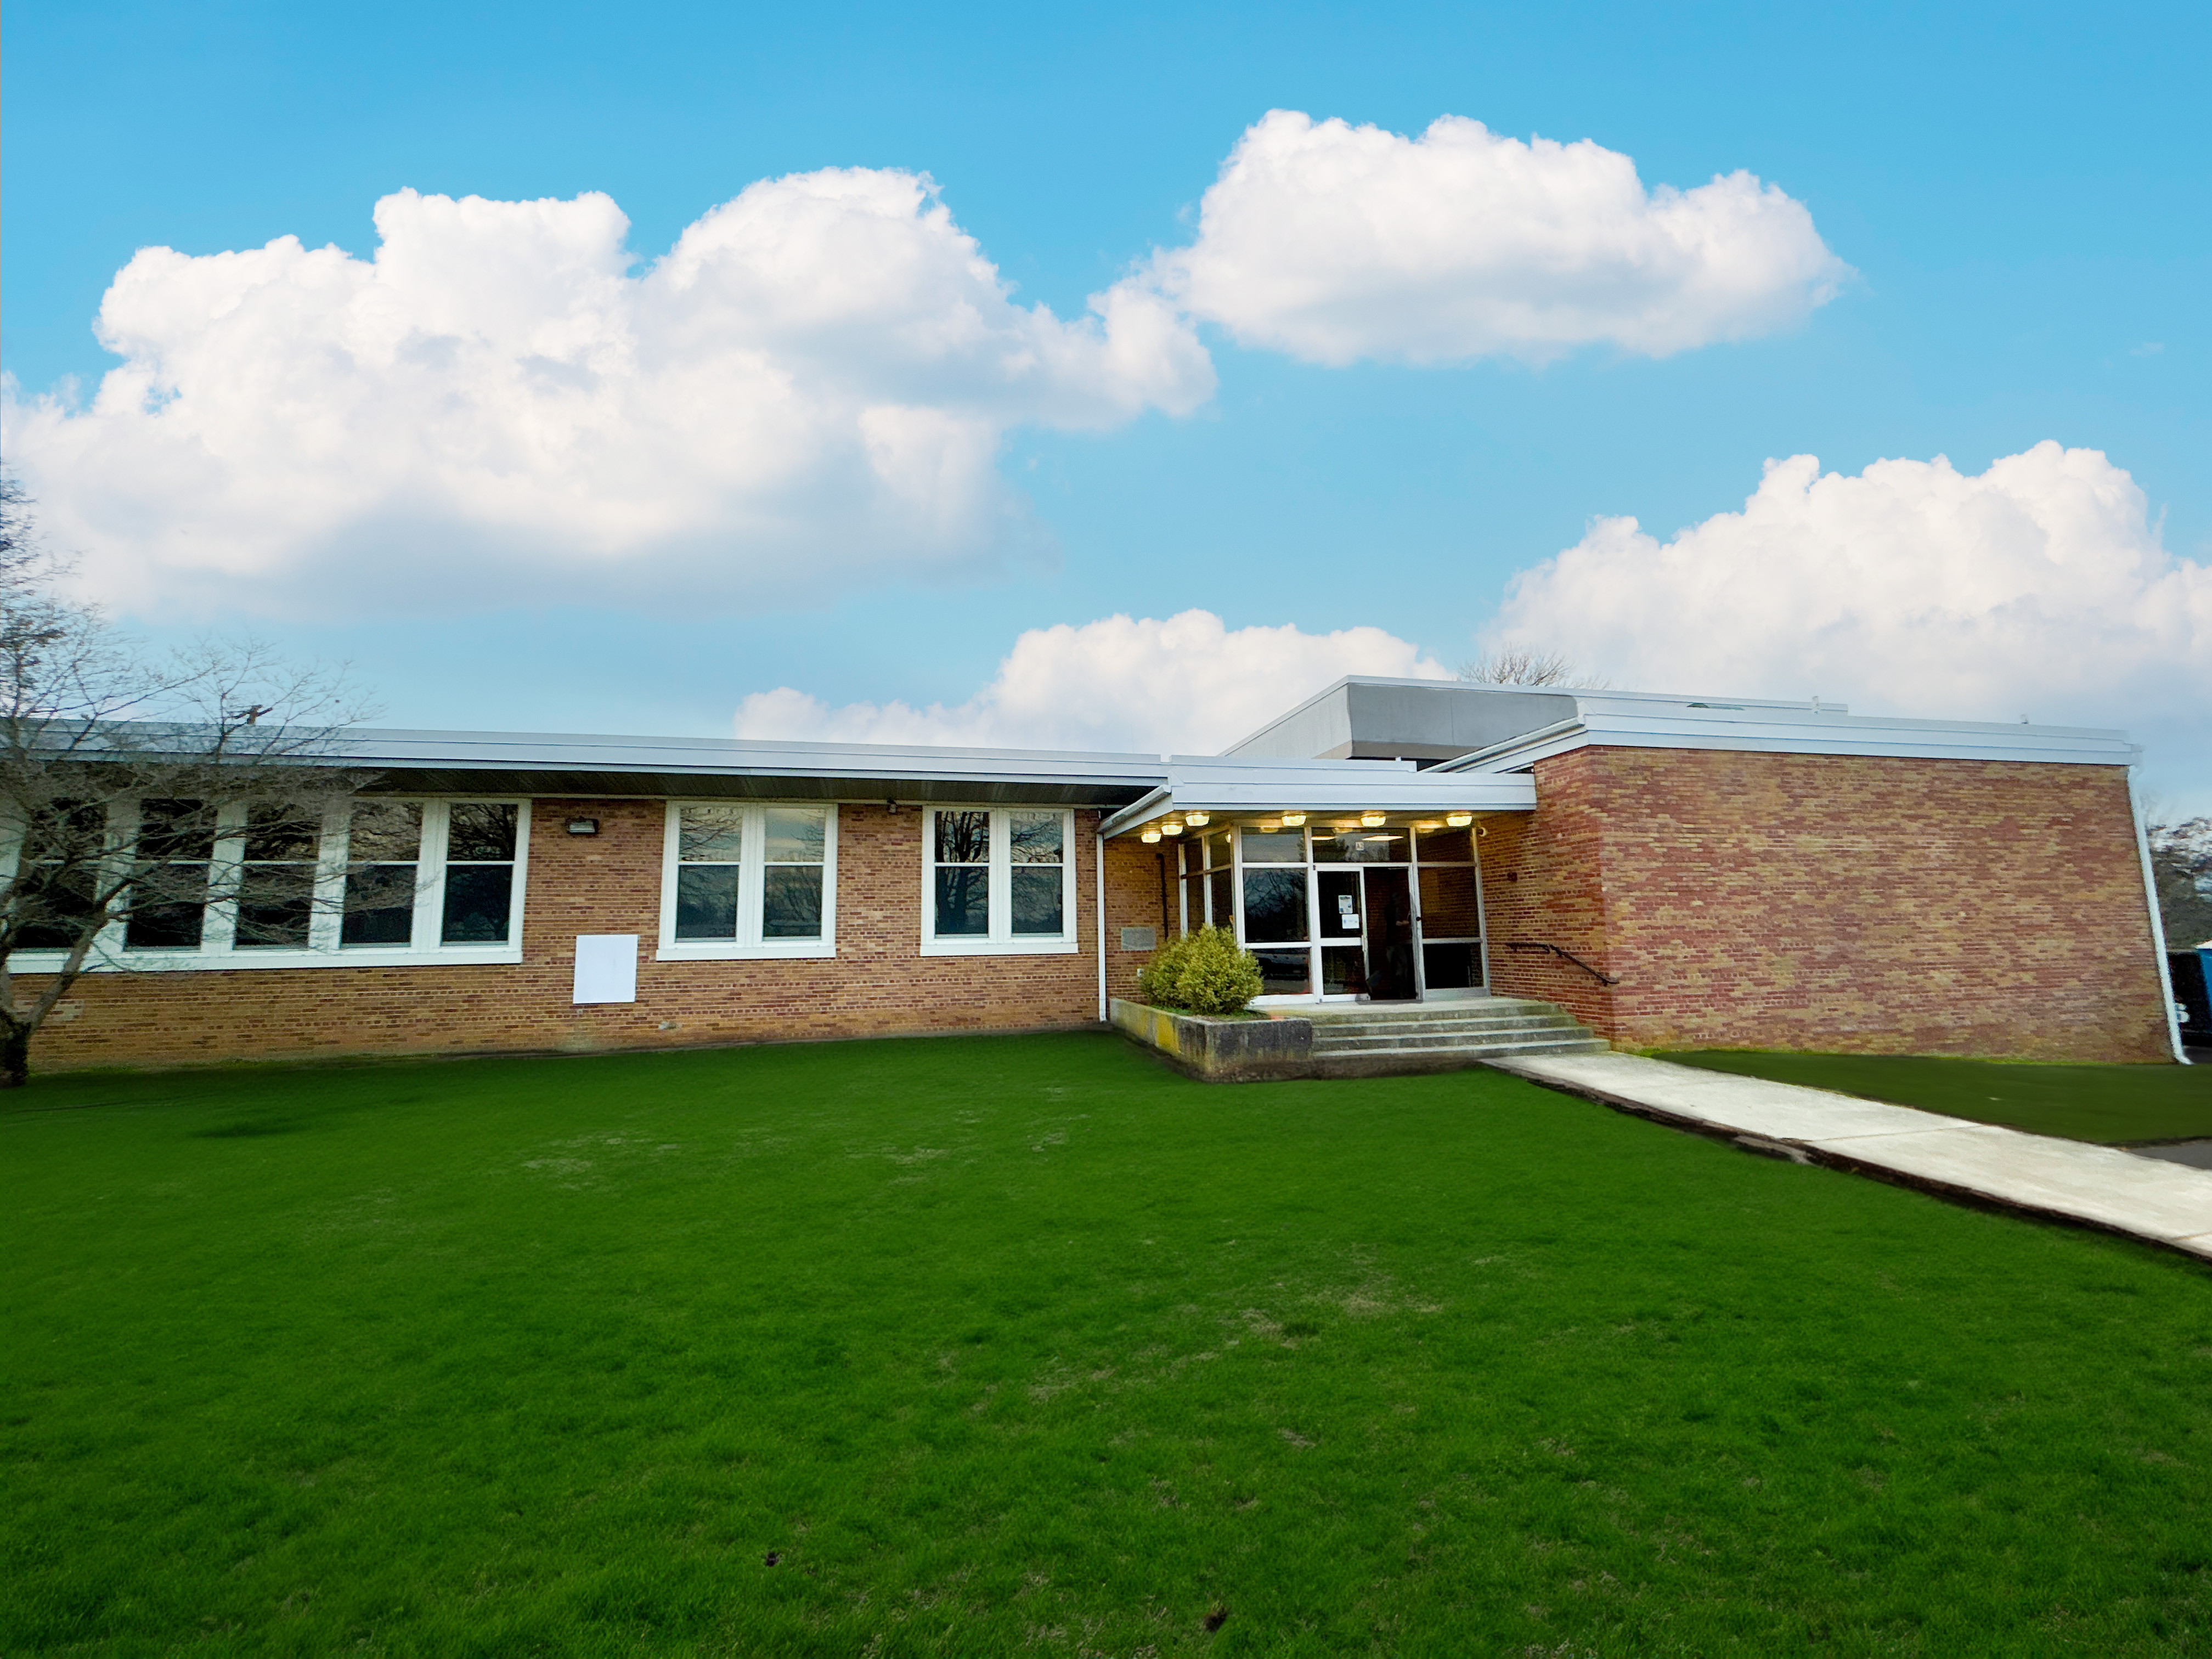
[
  {"xmin": 1436, "ymin": 707, "xmax": 2142, "ymax": 773},
  {"xmin": 1099, "ymin": 756, "xmax": 1536, "ymax": 839}
]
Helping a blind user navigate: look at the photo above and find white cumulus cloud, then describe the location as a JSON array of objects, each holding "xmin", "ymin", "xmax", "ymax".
[
  {"xmin": 1151, "ymin": 109, "xmax": 1849, "ymax": 366},
  {"xmin": 2, "ymin": 173, "xmax": 1214, "ymax": 617},
  {"xmin": 1490, "ymin": 441, "xmax": 2211, "ymax": 788},
  {"xmin": 735, "ymin": 609, "xmax": 1452, "ymax": 753}
]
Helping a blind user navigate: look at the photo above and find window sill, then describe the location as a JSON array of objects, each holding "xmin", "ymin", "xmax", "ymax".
[
  {"xmin": 919, "ymin": 937, "xmax": 1080, "ymax": 957},
  {"xmin": 653, "ymin": 940, "xmax": 837, "ymax": 962},
  {"xmin": 7, "ymin": 945, "xmax": 525, "ymax": 973}
]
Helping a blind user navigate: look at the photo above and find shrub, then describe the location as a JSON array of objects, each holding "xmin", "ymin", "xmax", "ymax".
[{"xmin": 1138, "ymin": 927, "xmax": 1263, "ymax": 1016}]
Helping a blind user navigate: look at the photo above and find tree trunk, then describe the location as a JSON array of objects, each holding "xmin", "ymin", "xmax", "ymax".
[{"xmin": 0, "ymin": 1024, "xmax": 28, "ymax": 1088}]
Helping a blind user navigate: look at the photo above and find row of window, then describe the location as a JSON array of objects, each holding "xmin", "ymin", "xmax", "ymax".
[
  {"xmin": 7, "ymin": 801, "xmax": 1079, "ymax": 966},
  {"xmin": 13, "ymin": 799, "xmax": 523, "ymax": 957}
]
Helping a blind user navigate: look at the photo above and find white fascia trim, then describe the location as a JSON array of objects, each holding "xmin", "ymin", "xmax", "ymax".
[
  {"xmin": 2129, "ymin": 769, "xmax": 2190, "ymax": 1064},
  {"xmin": 11, "ymin": 945, "xmax": 524, "ymax": 974},
  {"xmin": 1442, "ymin": 713, "xmax": 2141, "ymax": 773},
  {"xmin": 919, "ymin": 937, "xmax": 1081, "ymax": 958}
]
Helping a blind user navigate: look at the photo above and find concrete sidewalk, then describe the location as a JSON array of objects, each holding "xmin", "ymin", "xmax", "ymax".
[{"xmin": 1488, "ymin": 1051, "xmax": 2212, "ymax": 1262}]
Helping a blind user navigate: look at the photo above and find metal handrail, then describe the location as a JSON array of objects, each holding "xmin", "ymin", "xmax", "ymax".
[{"xmin": 1506, "ymin": 940, "xmax": 1619, "ymax": 986}]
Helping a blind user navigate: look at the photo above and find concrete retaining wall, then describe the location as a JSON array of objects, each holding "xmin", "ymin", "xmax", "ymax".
[{"xmin": 1109, "ymin": 998, "xmax": 1315, "ymax": 1082}]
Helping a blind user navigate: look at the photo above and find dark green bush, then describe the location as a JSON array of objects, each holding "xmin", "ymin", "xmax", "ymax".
[{"xmin": 1137, "ymin": 926, "xmax": 1263, "ymax": 1015}]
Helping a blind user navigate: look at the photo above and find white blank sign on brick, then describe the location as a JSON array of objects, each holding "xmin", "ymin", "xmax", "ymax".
[{"xmin": 572, "ymin": 934, "xmax": 639, "ymax": 1005}]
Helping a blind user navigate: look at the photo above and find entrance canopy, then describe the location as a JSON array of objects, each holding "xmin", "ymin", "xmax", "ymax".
[{"xmin": 1098, "ymin": 757, "xmax": 1535, "ymax": 842}]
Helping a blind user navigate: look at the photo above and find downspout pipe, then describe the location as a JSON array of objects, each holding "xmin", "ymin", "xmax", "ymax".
[
  {"xmin": 1095, "ymin": 830, "xmax": 1108, "ymax": 1023},
  {"xmin": 2129, "ymin": 768, "xmax": 2190, "ymax": 1064}
]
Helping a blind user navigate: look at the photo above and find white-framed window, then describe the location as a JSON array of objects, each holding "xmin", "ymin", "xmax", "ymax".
[
  {"xmin": 656, "ymin": 802, "xmax": 837, "ymax": 960},
  {"xmin": 921, "ymin": 807, "xmax": 1077, "ymax": 955},
  {"xmin": 1, "ymin": 796, "xmax": 531, "ymax": 973}
]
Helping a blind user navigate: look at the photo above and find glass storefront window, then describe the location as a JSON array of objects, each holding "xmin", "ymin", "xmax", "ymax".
[
  {"xmin": 1207, "ymin": 868, "xmax": 1235, "ymax": 930},
  {"xmin": 1312, "ymin": 826, "xmax": 1407, "ymax": 863},
  {"xmin": 1240, "ymin": 829, "xmax": 1305, "ymax": 864},
  {"xmin": 1413, "ymin": 825, "xmax": 1475, "ymax": 863},
  {"xmin": 1242, "ymin": 868, "xmax": 1307, "ymax": 943},
  {"xmin": 1417, "ymin": 865, "xmax": 1482, "ymax": 938},
  {"xmin": 1321, "ymin": 946, "xmax": 1366, "ymax": 995}
]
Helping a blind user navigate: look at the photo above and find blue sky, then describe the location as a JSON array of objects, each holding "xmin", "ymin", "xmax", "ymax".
[{"xmin": 3, "ymin": 0, "xmax": 2207, "ymax": 803}]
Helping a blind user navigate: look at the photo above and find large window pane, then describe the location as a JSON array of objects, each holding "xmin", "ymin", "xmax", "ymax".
[
  {"xmin": 1418, "ymin": 866, "xmax": 1482, "ymax": 937},
  {"xmin": 15, "ymin": 862, "xmax": 101, "ymax": 951},
  {"xmin": 935, "ymin": 810, "xmax": 990, "ymax": 865},
  {"xmin": 679, "ymin": 806, "xmax": 744, "ymax": 862},
  {"xmin": 343, "ymin": 804, "xmax": 421, "ymax": 946},
  {"xmin": 235, "ymin": 803, "xmax": 319, "ymax": 948},
  {"xmin": 1012, "ymin": 866, "xmax": 1063, "ymax": 935},
  {"xmin": 1254, "ymin": 949, "xmax": 1311, "ymax": 996},
  {"xmin": 441, "ymin": 864, "xmax": 514, "ymax": 944},
  {"xmin": 447, "ymin": 803, "xmax": 518, "ymax": 862},
  {"xmin": 1240, "ymin": 830, "xmax": 1305, "ymax": 864},
  {"xmin": 764, "ymin": 808, "xmax": 826, "ymax": 864},
  {"xmin": 1008, "ymin": 811, "xmax": 1063, "ymax": 865},
  {"xmin": 763, "ymin": 866, "xmax": 824, "ymax": 938},
  {"xmin": 342, "ymin": 866, "xmax": 417, "ymax": 944},
  {"xmin": 234, "ymin": 865, "xmax": 314, "ymax": 948},
  {"xmin": 349, "ymin": 802, "xmax": 422, "ymax": 862},
  {"xmin": 674, "ymin": 865, "xmax": 740, "ymax": 940},
  {"xmin": 934, "ymin": 867, "xmax": 989, "ymax": 935},
  {"xmin": 137, "ymin": 799, "xmax": 217, "ymax": 862},
  {"xmin": 1242, "ymin": 869, "xmax": 1308, "ymax": 944},
  {"xmin": 242, "ymin": 804, "xmax": 320, "ymax": 863},
  {"xmin": 125, "ymin": 862, "xmax": 209, "ymax": 949}
]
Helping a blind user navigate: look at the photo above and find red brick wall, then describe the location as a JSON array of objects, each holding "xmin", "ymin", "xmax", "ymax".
[
  {"xmin": 21, "ymin": 802, "xmax": 1114, "ymax": 1072},
  {"xmin": 1103, "ymin": 835, "xmax": 1174, "ymax": 1005},
  {"xmin": 1482, "ymin": 747, "xmax": 2170, "ymax": 1062}
]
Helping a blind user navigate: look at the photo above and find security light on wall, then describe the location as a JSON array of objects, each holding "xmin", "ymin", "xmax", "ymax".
[{"xmin": 566, "ymin": 818, "xmax": 600, "ymax": 836}]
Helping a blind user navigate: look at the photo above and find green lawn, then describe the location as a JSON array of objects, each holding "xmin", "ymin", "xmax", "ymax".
[
  {"xmin": 1662, "ymin": 1049, "xmax": 2212, "ymax": 1145},
  {"xmin": 4, "ymin": 1034, "xmax": 2210, "ymax": 1657}
]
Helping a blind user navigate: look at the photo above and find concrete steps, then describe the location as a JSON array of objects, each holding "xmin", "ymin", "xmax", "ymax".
[{"xmin": 1302, "ymin": 997, "xmax": 1609, "ymax": 1075}]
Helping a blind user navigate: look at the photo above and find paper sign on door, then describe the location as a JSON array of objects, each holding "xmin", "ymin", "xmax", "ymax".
[{"xmin": 1338, "ymin": 894, "xmax": 1359, "ymax": 930}]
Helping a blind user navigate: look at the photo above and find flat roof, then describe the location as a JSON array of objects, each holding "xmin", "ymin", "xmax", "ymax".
[
  {"xmin": 1439, "ymin": 703, "xmax": 2140, "ymax": 772},
  {"xmin": 336, "ymin": 727, "xmax": 1172, "ymax": 805}
]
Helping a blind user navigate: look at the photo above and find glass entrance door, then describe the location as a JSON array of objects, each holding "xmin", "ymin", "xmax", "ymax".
[{"xmin": 1363, "ymin": 867, "xmax": 1418, "ymax": 1000}]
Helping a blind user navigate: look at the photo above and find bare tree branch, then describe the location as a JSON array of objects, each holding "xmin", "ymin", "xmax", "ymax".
[
  {"xmin": 0, "ymin": 476, "xmax": 379, "ymax": 1085},
  {"xmin": 1457, "ymin": 647, "xmax": 1610, "ymax": 689},
  {"xmin": 2150, "ymin": 817, "xmax": 2212, "ymax": 949}
]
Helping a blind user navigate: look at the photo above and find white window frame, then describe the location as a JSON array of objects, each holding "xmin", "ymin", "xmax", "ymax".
[
  {"xmin": 0, "ymin": 797, "xmax": 531, "ymax": 973},
  {"xmin": 654, "ymin": 802, "xmax": 839, "ymax": 962},
  {"xmin": 920, "ymin": 806, "xmax": 1079, "ymax": 957}
]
